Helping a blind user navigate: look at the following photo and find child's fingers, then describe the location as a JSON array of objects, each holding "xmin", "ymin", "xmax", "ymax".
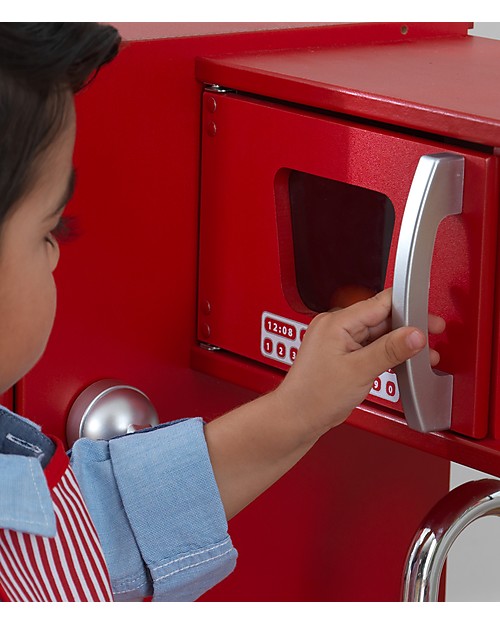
[
  {"xmin": 428, "ymin": 314, "xmax": 446, "ymax": 335},
  {"xmin": 333, "ymin": 289, "xmax": 393, "ymax": 343},
  {"xmin": 332, "ymin": 288, "xmax": 446, "ymax": 346},
  {"xmin": 351, "ymin": 326, "xmax": 427, "ymax": 384},
  {"xmin": 430, "ymin": 347, "xmax": 440, "ymax": 367},
  {"xmin": 366, "ymin": 312, "xmax": 445, "ymax": 344}
]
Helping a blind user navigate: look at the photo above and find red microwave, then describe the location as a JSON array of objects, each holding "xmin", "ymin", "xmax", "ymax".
[{"xmin": 195, "ymin": 39, "xmax": 499, "ymax": 441}]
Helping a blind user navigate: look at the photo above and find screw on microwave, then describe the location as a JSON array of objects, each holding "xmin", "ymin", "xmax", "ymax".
[{"xmin": 206, "ymin": 96, "xmax": 217, "ymax": 113}]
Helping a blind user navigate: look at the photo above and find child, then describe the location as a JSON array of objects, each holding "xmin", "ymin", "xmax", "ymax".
[{"xmin": 0, "ymin": 23, "xmax": 445, "ymax": 602}]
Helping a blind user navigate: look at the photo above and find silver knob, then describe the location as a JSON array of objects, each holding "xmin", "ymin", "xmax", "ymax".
[{"xmin": 66, "ymin": 379, "xmax": 159, "ymax": 447}]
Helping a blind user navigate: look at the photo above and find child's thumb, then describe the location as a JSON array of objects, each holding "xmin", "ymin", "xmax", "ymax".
[{"xmin": 358, "ymin": 327, "xmax": 427, "ymax": 381}]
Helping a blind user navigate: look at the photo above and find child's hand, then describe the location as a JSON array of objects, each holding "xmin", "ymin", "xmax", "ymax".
[
  {"xmin": 274, "ymin": 288, "xmax": 446, "ymax": 441},
  {"xmin": 206, "ymin": 288, "xmax": 446, "ymax": 520}
]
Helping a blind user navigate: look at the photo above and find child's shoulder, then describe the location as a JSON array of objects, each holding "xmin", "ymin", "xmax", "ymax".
[{"xmin": 0, "ymin": 406, "xmax": 113, "ymax": 602}]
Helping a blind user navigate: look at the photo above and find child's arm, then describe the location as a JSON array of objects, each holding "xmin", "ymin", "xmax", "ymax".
[{"xmin": 205, "ymin": 288, "xmax": 445, "ymax": 520}]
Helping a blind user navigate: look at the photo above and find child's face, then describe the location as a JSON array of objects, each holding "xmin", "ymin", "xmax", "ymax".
[{"xmin": 0, "ymin": 98, "xmax": 76, "ymax": 393}]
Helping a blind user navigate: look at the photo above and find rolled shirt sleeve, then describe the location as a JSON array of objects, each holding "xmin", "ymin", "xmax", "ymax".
[{"xmin": 69, "ymin": 418, "xmax": 237, "ymax": 601}]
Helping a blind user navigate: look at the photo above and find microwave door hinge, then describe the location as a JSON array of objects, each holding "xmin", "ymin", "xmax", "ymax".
[
  {"xmin": 204, "ymin": 84, "xmax": 235, "ymax": 94},
  {"xmin": 198, "ymin": 341, "xmax": 222, "ymax": 352}
]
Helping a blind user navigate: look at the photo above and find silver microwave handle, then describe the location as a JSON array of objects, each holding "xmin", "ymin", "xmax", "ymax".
[{"xmin": 392, "ymin": 153, "xmax": 464, "ymax": 432}]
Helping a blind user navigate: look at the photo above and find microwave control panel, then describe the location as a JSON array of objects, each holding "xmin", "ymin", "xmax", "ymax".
[
  {"xmin": 261, "ymin": 311, "xmax": 308, "ymax": 367},
  {"xmin": 260, "ymin": 311, "xmax": 399, "ymax": 403}
]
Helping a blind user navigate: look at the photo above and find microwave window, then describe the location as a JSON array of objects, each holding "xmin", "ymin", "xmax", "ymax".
[{"xmin": 288, "ymin": 171, "xmax": 395, "ymax": 312}]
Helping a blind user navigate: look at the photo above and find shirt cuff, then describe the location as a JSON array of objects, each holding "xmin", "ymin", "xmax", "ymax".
[{"xmin": 70, "ymin": 418, "xmax": 237, "ymax": 602}]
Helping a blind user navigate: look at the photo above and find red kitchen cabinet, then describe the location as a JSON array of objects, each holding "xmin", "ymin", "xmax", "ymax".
[{"xmin": 14, "ymin": 23, "xmax": 487, "ymax": 601}]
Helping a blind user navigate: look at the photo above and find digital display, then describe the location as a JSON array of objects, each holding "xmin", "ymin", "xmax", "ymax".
[{"xmin": 264, "ymin": 317, "xmax": 297, "ymax": 340}]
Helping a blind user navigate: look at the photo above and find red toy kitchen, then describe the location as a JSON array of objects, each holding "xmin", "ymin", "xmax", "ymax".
[{"xmin": 10, "ymin": 22, "xmax": 500, "ymax": 600}]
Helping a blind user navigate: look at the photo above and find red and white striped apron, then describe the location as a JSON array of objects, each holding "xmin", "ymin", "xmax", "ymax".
[{"xmin": 0, "ymin": 438, "xmax": 113, "ymax": 602}]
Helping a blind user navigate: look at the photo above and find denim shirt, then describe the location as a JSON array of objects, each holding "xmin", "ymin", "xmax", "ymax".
[{"xmin": 0, "ymin": 406, "xmax": 237, "ymax": 601}]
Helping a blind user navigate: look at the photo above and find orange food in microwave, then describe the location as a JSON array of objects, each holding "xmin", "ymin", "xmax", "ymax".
[{"xmin": 329, "ymin": 285, "xmax": 377, "ymax": 309}]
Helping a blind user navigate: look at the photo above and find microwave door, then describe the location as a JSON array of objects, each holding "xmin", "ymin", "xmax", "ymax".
[
  {"xmin": 392, "ymin": 153, "xmax": 464, "ymax": 433},
  {"xmin": 198, "ymin": 91, "xmax": 496, "ymax": 439}
]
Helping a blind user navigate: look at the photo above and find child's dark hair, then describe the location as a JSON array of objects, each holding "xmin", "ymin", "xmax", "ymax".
[{"xmin": 0, "ymin": 23, "xmax": 121, "ymax": 225}]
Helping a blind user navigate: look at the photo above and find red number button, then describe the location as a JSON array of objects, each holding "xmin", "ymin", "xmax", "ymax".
[
  {"xmin": 264, "ymin": 338, "xmax": 273, "ymax": 354},
  {"xmin": 386, "ymin": 381, "xmax": 396, "ymax": 397}
]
